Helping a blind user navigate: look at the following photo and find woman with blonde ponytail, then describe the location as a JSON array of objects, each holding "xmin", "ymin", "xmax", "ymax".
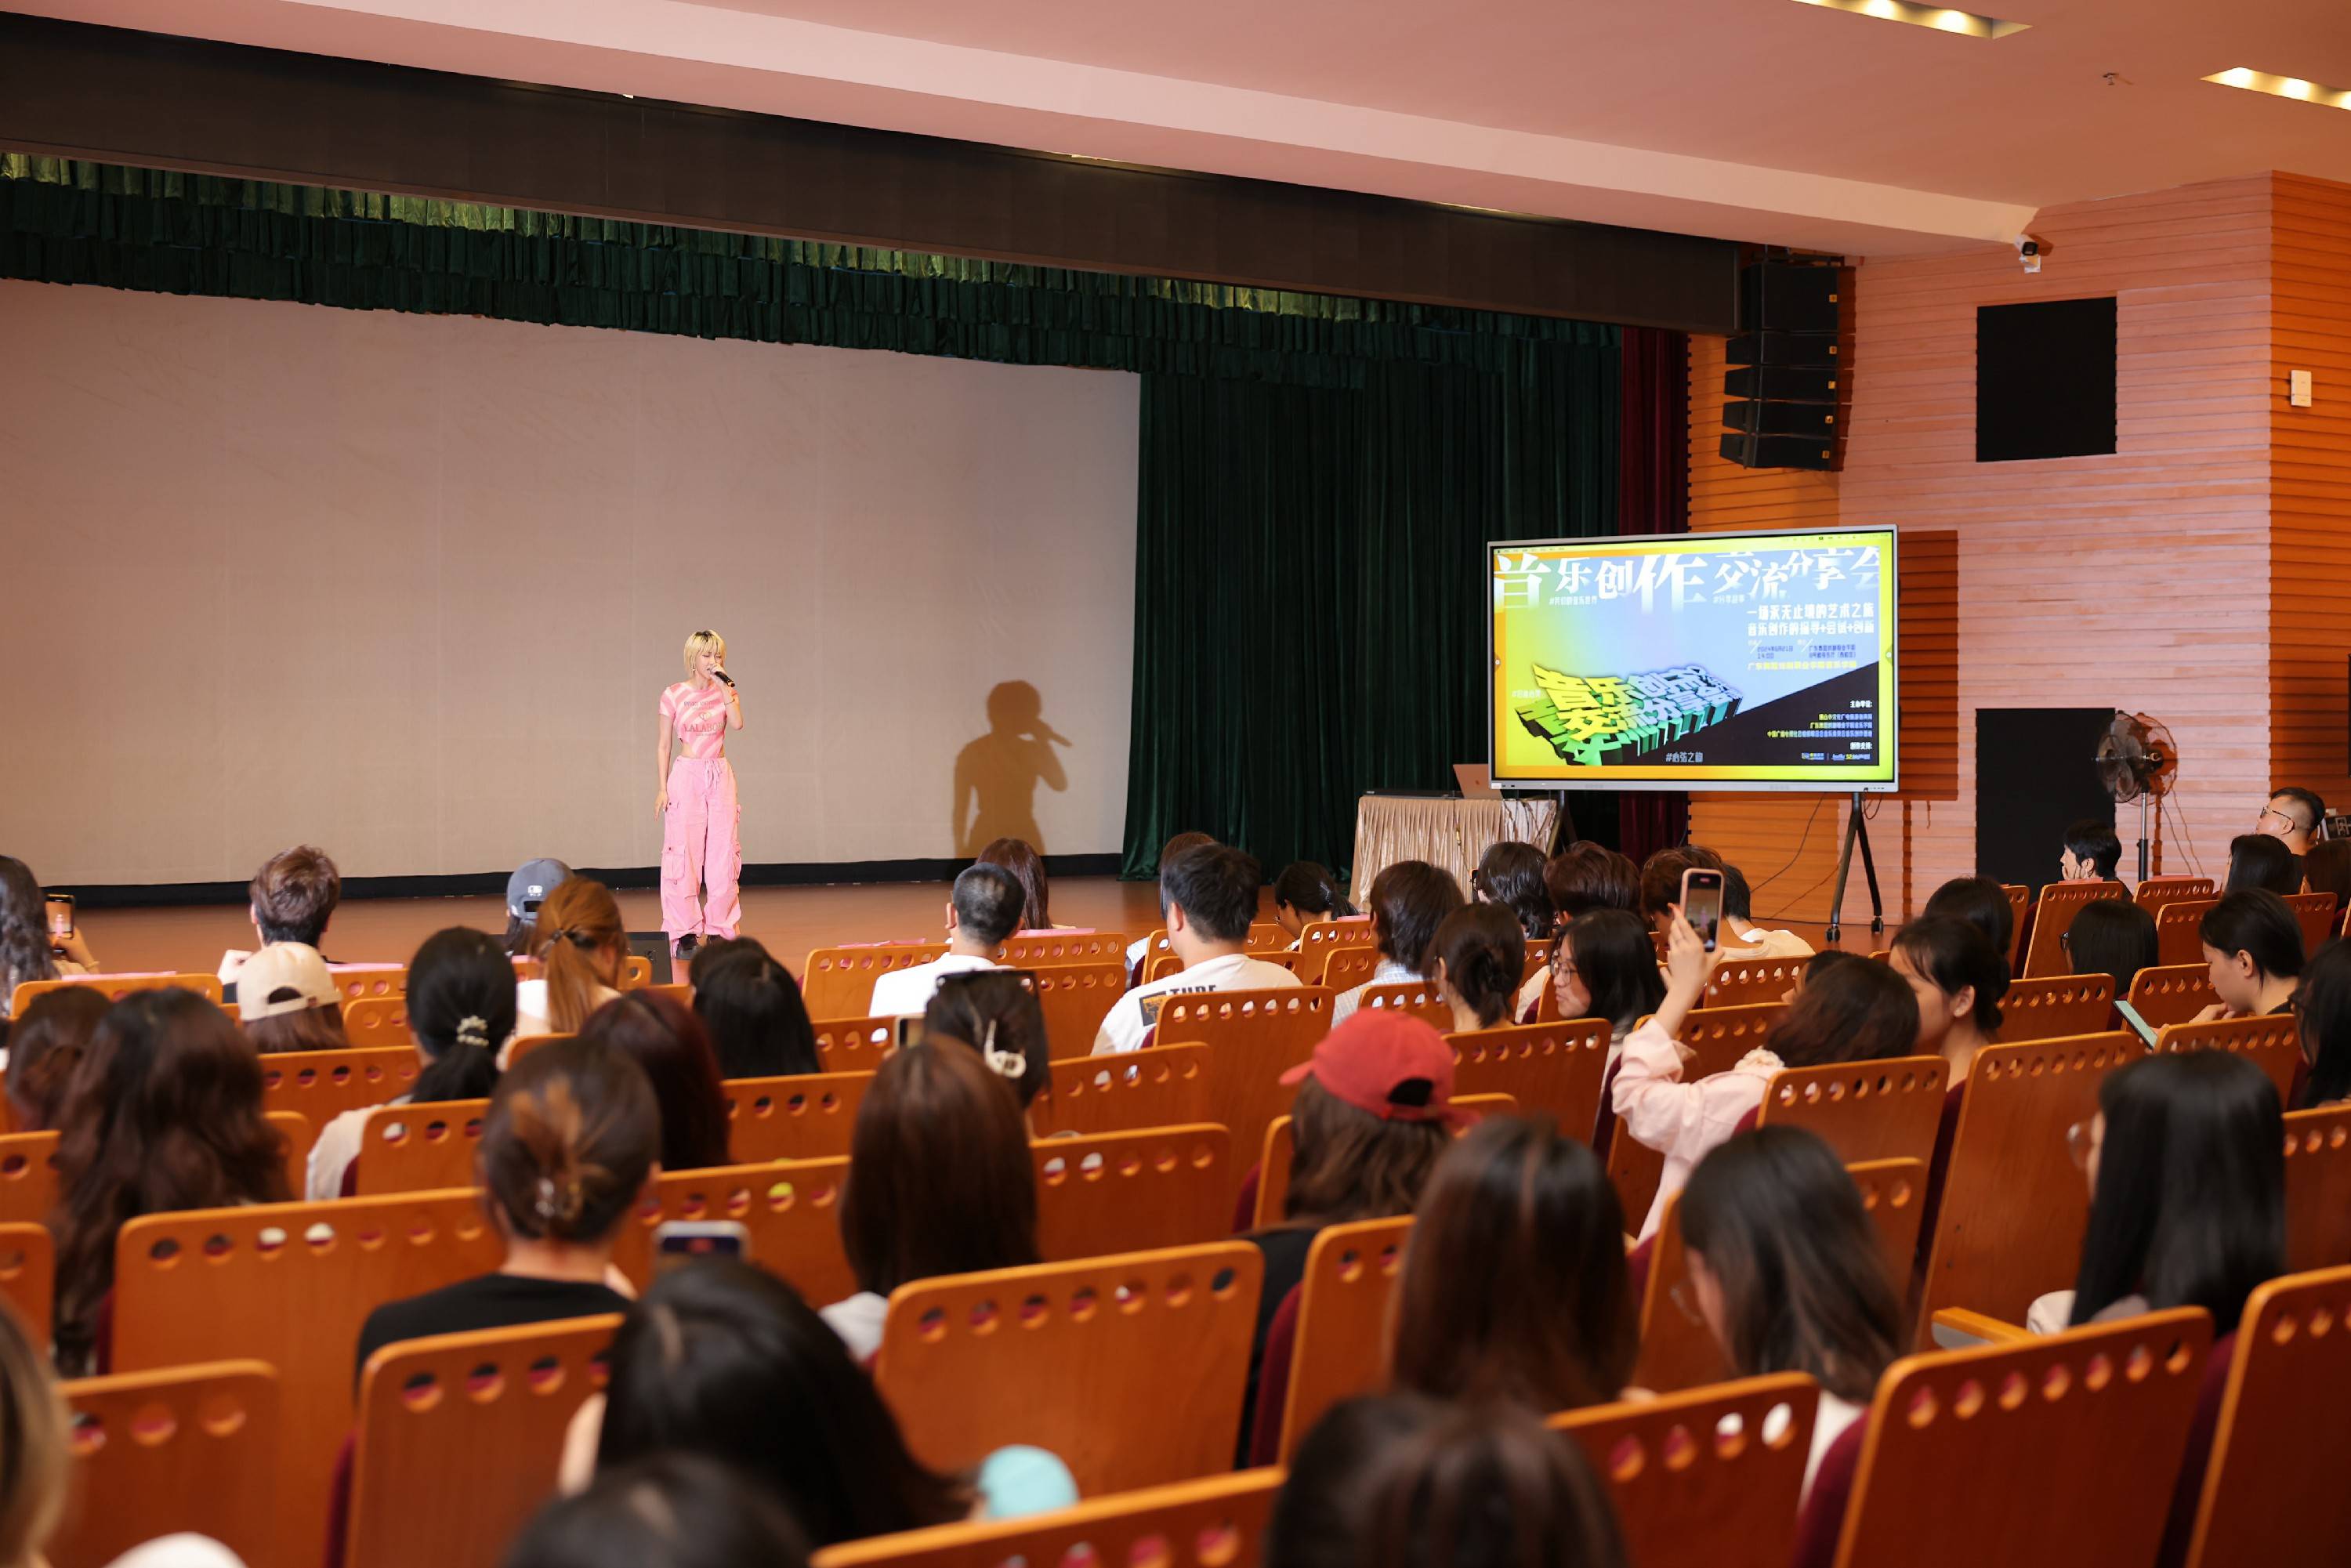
[
  {"xmin": 520, "ymin": 878, "xmax": 629, "ymax": 1040},
  {"xmin": 354, "ymin": 1040, "xmax": 658, "ymax": 1376}
]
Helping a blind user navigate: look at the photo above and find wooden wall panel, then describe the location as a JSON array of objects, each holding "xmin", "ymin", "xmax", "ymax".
[{"xmin": 1688, "ymin": 176, "xmax": 2281, "ymax": 925}]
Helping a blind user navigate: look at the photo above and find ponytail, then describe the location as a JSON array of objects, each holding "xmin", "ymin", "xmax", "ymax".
[
  {"xmin": 481, "ymin": 1040, "xmax": 658, "ymax": 1244},
  {"xmin": 531, "ymin": 878, "xmax": 627, "ymax": 1034},
  {"xmin": 1276, "ymin": 861, "xmax": 1359, "ymax": 922},
  {"xmin": 407, "ymin": 927, "xmax": 516, "ymax": 1103},
  {"xmin": 1429, "ymin": 905, "xmax": 1527, "ymax": 1029}
]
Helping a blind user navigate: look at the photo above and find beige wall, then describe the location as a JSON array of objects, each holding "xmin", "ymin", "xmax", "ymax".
[{"xmin": 0, "ymin": 281, "xmax": 1140, "ymax": 883}]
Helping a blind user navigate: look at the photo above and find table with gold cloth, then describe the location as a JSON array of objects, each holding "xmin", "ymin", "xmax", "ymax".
[{"xmin": 1348, "ymin": 795, "xmax": 1563, "ymax": 907}]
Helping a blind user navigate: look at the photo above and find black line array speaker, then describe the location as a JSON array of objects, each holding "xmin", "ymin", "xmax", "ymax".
[{"xmin": 1720, "ymin": 259, "xmax": 1850, "ymax": 472}]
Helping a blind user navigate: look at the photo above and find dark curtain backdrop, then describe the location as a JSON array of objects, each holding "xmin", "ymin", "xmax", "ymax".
[{"xmin": 1614, "ymin": 327, "xmax": 1693, "ymax": 864}]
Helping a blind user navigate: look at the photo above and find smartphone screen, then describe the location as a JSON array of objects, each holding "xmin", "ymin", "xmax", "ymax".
[
  {"xmin": 652, "ymin": 1220, "xmax": 749, "ymax": 1273},
  {"xmin": 44, "ymin": 894, "xmax": 74, "ymax": 941},
  {"xmin": 1679, "ymin": 868, "xmax": 1725, "ymax": 953}
]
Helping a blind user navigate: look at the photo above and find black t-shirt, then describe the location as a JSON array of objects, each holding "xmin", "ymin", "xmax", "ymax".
[{"xmin": 354, "ymin": 1272, "xmax": 629, "ymax": 1383}]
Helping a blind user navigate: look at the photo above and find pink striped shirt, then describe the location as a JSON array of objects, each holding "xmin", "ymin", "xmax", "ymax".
[{"xmin": 661, "ymin": 681, "xmax": 731, "ymax": 760}]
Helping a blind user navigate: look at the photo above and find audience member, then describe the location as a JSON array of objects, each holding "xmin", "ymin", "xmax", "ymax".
[
  {"xmin": 1472, "ymin": 841, "xmax": 1554, "ymax": 942},
  {"xmin": 1636, "ymin": 842, "xmax": 1726, "ymax": 932},
  {"xmin": 505, "ymin": 1454, "xmax": 809, "ymax": 1568},
  {"xmin": 690, "ymin": 948, "xmax": 819, "ymax": 1079},
  {"xmin": 1712, "ymin": 864, "xmax": 1814, "ymax": 961},
  {"xmin": 1919, "ymin": 876, "xmax": 2017, "ymax": 965},
  {"xmin": 1330, "ymin": 860, "xmax": 1464, "ymax": 1028},
  {"xmin": 1889, "ymin": 916, "xmax": 2009, "ymax": 1082},
  {"xmin": 0, "ymin": 856, "xmax": 94, "ymax": 1019},
  {"xmin": 2197, "ymin": 890, "xmax": 2304, "ymax": 1019},
  {"xmin": 578, "ymin": 991, "xmax": 732, "ymax": 1171},
  {"xmin": 1523, "ymin": 843, "xmax": 1642, "ymax": 1017},
  {"xmin": 309, "ymin": 926, "xmax": 515, "ymax": 1200},
  {"xmin": 1125, "ymin": 831, "xmax": 1217, "ymax": 976},
  {"xmin": 1614, "ymin": 911, "xmax": 1916, "ymax": 1239},
  {"xmin": 2302, "ymin": 836, "xmax": 2351, "ymax": 915},
  {"xmin": 1544, "ymin": 908, "xmax": 1666, "ymax": 1063},
  {"xmin": 53, "ymin": 989, "xmax": 292, "ymax": 1373},
  {"xmin": 922, "ymin": 969, "xmax": 1051, "ymax": 1110},
  {"xmin": 574, "ymin": 1259, "xmax": 1073, "ymax": 1539},
  {"xmin": 2257, "ymin": 785, "xmax": 2326, "ymax": 885},
  {"xmin": 0, "ymin": 1292, "xmax": 65, "ymax": 1563},
  {"xmin": 976, "ymin": 837, "xmax": 1061, "ymax": 932},
  {"xmin": 235, "ymin": 941, "xmax": 349, "ymax": 1054},
  {"xmin": 2061, "ymin": 900, "xmax": 2159, "ymax": 1005},
  {"xmin": 1390, "ymin": 1116, "xmax": 1634, "ymax": 1413},
  {"xmin": 2224, "ymin": 832, "xmax": 2299, "ymax": 897},
  {"xmin": 867, "ymin": 864, "xmax": 1024, "ymax": 1017},
  {"xmin": 355, "ymin": 1041, "xmax": 651, "ymax": 1374},
  {"xmin": 1267, "ymin": 1394, "xmax": 1626, "ymax": 1568},
  {"xmin": 4, "ymin": 985, "xmax": 106, "ymax": 1132},
  {"xmin": 1093, "ymin": 846, "xmax": 1299, "ymax": 1054},
  {"xmin": 686, "ymin": 936, "xmax": 769, "ymax": 990},
  {"xmin": 2295, "ymin": 940, "xmax": 2351, "ymax": 1107},
  {"xmin": 826, "ymin": 1043, "xmax": 1039, "ymax": 1362},
  {"xmin": 502, "ymin": 858, "xmax": 571, "ymax": 958},
  {"xmin": 2058, "ymin": 819, "xmax": 2123, "ymax": 883},
  {"xmin": 217, "ymin": 845, "xmax": 340, "ymax": 994},
  {"xmin": 520, "ymin": 878, "xmax": 629, "ymax": 1040},
  {"xmin": 1272, "ymin": 861, "xmax": 1357, "ymax": 943},
  {"xmin": 1427, "ymin": 904, "xmax": 1525, "ymax": 1033}
]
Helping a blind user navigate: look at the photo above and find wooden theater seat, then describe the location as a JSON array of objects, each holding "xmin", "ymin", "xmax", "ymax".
[
  {"xmin": 1032, "ymin": 960, "xmax": 1131, "ymax": 1055},
  {"xmin": 1704, "ymin": 954, "xmax": 1809, "ymax": 1009},
  {"xmin": 54, "ymin": 1361, "xmax": 278, "ymax": 1568},
  {"xmin": 813, "ymin": 1016, "xmax": 897, "ymax": 1074},
  {"xmin": 1271, "ymin": 1215, "xmax": 1414, "ymax": 1462},
  {"xmin": 1914, "ymin": 1033, "xmax": 2138, "ymax": 1343},
  {"xmin": 1604, "ymin": 1002, "xmax": 1786, "ymax": 1229},
  {"xmin": 726, "ymin": 1070, "xmax": 872, "ymax": 1162},
  {"xmin": 2179, "ymin": 1266, "xmax": 2351, "ymax": 1566},
  {"xmin": 1827, "ymin": 1311, "xmax": 2212, "ymax": 1568},
  {"xmin": 1030, "ymin": 1045, "xmax": 1210, "ymax": 1139},
  {"xmin": 261, "ymin": 1045, "xmax": 421, "ymax": 1128},
  {"xmin": 1318, "ymin": 947, "xmax": 1382, "ymax": 995},
  {"xmin": 1152, "ymin": 988, "xmax": 1333, "ymax": 1204},
  {"xmin": 2001, "ymin": 972, "xmax": 2117, "ymax": 1041},
  {"xmin": 2284, "ymin": 892, "xmax": 2337, "ymax": 958},
  {"xmin": 875, "ymin": 1243, "xmax": 1262, "ymax": 1495},
  {"xmin": 803, "ymin": 944, "xmax": 948, "ymax": 1021},
  {"xmin": 610, "ymin": 1157, "xmax": 853, "ymax": 1305},
  {"xmin": 1002, "ymin": 932, "xmax": 1132, "ymax": 967},
  {"xmin": 2154, "ymin": 1014, "xmax": 2302, "ymax": 1105},
  {"xmin": 2134, "ymin": 875, "xmax": 2214, "ymax": 911},
  {"xmin": 502, "ymin": 1032, "xmax": 574, "ymax": 1066},
  {"xmin": 0, "ymin": 1225, "xmax": 49, "ymax": 1346},
  {"xmin": 1354, "ymin": 981, "xmax": 1451, "ymax": 1029},
  {"xmin": 1446, "ymin": 1018, "xmax": 1611, "ymax": 1139},
  {"xmin": 1552, "ymin": 1374, "xmax": 1818, "ymax": 1568},
  {"xmin": 2154, "ymin": 899, "xmax": 2222, "ymax": 967},
  {"xmin": 346, "ymin": 1316, "xmax": 619, "ymax": 1568},
  {"xmin": 111, "ymin": 1191, "xmax": 506, "ymax": 1568},
  {"xmin": 8, "ymin": 971, "xmax": 221, "ymax": 1017},
  {"xmin": 810, "ymin": 1470, "xmax": 1284, "ymax": 1568},
  {"xmin": 1292, "ymin": 918, "xmax": 1376, "ymax": 987},
  {"xmin": 353, "ymin": 1099, "xmax": 488, "ymax": 1196},
  {"xmin": 329, "ymin": 965, "xmax": 408, "ymax": 1005},
  {"xmin": 2126, "ymin": 964, "xmax": 2222, "ymax": 1029},
  {"xmin": 2020, "ymin": 882, "xmax": 2128, "ymax": 978},
  {"xmin": 1033, "ymin": 1124, "xmax": 1231, "ymax": 1264},
  {"xmin": 1998, "ymin": 883, "xmax": 2030, "ymax": 969},
  {"xmin": 2283, "ymin": 1105, "xmax": 2351, "ymax": 1273},
  {"xmin": 0, "ymin": 1131, "xmax": 59, "ymax": 1226},
  {"xmin": 1755, "ymin": 1056, "xmax": 1950, "ymax": 1167},
  {"xmin": 1253, "ymin": 1095, "xmax": 1516, "ymax": 1229},
  {"xmin": 339, "ymin": 996, "xmax": 411, "ymax": 1046}
]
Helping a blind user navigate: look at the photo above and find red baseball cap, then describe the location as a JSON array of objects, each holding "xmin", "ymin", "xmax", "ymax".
[{"xmin": 1280, "ymin": 1009, "xmax": 1461, "ymax": 1125}]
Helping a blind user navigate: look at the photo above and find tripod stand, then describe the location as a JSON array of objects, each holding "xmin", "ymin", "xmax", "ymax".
[{"xmin": 1825, "ymin": 792, "xmax": 1884, "ymax": 947}]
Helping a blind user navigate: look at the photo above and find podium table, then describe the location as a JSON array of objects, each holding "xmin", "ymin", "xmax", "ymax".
[{"xmin": 1349, "ymin": 795, "xmax": 1563, "ymax": 906}]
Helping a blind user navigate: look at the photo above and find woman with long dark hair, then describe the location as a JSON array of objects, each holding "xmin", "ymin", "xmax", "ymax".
[
  {"xmin": 4, "ymin": 986, "xmax": 107, "ymax": 1132},
  {"xmin": 690, "ymin": 948, "xmax": 820, "ymax": 1080},
  {"xmin": 0, "ymin": 856, "xmax": 94, "ymax": 1021},
  {"xmin": 578, "ymin": 991, "xmax": 732, "ymax": 1172},
  {"xmin": 2224, "ymin": 833, "xmax": 2299, "ymax": 896},
  {"xmin": 2296, "ymin": 939, "xmax": 2351, "ymax": 1106},
  {"xmin": 1545, "ymin": 908, "xmax": 1667, "ymax": 1059},
  {"xmin": 2060, "ymin": 900, "xmax": 2159, "ymax": 1005},
  {"xmin": 509, "ymin": 1455, "xmax": 810, "ymax": 1568},
  {"xmin": 1273, "ymin": 861, "xmax": 1357, "ymax": 944},
  {"xmin": 1889, "ymin": 915, "xmax": 2009, "ymax": 1083},
  {"xmin": 2197, "ymin": 889, "xmax": 2304, "ymax": 1019},
  {"xmin": 975, "ymin": 837, "xmax": 1061, "ymax": 932},
  {"xmin": 50, "ymin": 989, "xmax": 292, "ymax": 1372},
  {"xmin": 922, "ymin": 969, "xmax": 1052, "ymax": 1111}
]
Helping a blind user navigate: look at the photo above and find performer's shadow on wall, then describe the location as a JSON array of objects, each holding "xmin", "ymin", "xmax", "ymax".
[{"xmin": 954, "ymin": 681, "xmax": 1070, "ymax": 855}]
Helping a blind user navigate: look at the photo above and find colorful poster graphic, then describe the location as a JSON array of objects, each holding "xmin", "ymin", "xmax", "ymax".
[{"xmin": 1490, "ymin": 528, "xmax": 1898, "ymax": 789}]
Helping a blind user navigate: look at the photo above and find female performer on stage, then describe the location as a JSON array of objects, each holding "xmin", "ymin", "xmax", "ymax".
[{"xmin": 656, "ymin": 630, "xmax": 744, "ymax": 957}]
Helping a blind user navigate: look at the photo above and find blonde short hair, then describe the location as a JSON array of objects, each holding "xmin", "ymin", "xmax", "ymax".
[{"xmin": 682, "ymin": 630, "xmax": 726, "ymax": 676}]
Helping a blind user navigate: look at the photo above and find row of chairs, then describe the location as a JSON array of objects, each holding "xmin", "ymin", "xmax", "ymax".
[
  {"xmin": 1999, "ymin": 878, "xmax": 2340, "ymax": 978},
  {"xmin": 7, "ymin": 953, "xmax": 669, "ymax": 1023}
]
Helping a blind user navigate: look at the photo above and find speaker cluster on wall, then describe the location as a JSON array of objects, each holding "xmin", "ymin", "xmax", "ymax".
[{"xmin": 1720, "ymin": 259, "xmax": 1850, "ymax": 472}]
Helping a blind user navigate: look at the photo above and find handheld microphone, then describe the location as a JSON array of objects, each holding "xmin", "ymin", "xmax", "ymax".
[{"xmin": 712, "ymin": 669, "xmax": 735, "ymax": 687}]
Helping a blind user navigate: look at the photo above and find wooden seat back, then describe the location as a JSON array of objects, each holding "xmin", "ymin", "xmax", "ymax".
[
  {"xmin": 329, "ymin": 965, "xmax": 408, "ymax": 1005},
  {"xmin": 1356, "ymin": 981, "xmax": 1451, "ymax": 1028},
  {"xmin": 1002, "ymin": 932, "xmax": 1132, "ymax": 967},
  {"xmin": 2125, "ymin": 963, "xmax": 2222, "ymax": 1028},
  {"xmin": 260, "ymin": 1045, "xmax": 421, "ymax": 1128},
  {"xmin": 2154, "ymin": 1013, "xmax": 2302, "ymax": 1105},
  {"xmin": 2000, "ymin": 972, "xmax": 2117, "ymax": 1041},
  {"xmin": 9, "ymin": 972, "xmax": 222, "ymax": 1017},
  {"xmin": 1144, "ymin": 949, "xmax": 1300, "ymax": 985},
  {"xmin": 348, "ymin": 1316, "xmax": 618, "ymax": 1568},
  {"xmin": 2133, "ymin": 875, "xmax": 2214, "ymax": 911},
  {"xmin": 1292, "ymin": 919, "xmax": 1376, "ymax": 985},
  {"xmin": 1850, "ymin": 1157, "xmax": 1932, "ymax": 1293},
  {"xmin": 2284, "ymin": 891, "xmax": 2338, "ymax": 958},
  {"xmin": 726, "ymin": 1070, "xmax": 873, "ymax": 1163},
  {"xmin": 809, "ymin": 1470, "xmax": 1283, "ymax": 1568},
  {"xmin": 55, "ymin": 1361, "xmax": 277, "ymax": 1568},
  {"xmin": 1830, "ymin": 1310, "xmax": 2212, "ymax": 1568},
  {"xmin": 2283, "ymin": 1105, "xmax": 2351, "ymax": 1273},
  {"xmin": 502, "ymin": 1031, "xmax": 574, "ymax": 1066},
  {"xmin": 813, "ymin": 1016, "xmax": 897, "ymax": 1074},
  {"xmin": 1704, "ymin": 954, "xmax": 1808, "ymax": 1009},
  {"xmin": 2021, "ymin": 882, "xmax": 2129, "ymax": 977},
  {"xmin": 353, "ymin": 1099, "xmax": 489, "ymax": 1196},
  {"xmin": 803, "ymin": 945, "xmax": 948, "ymax": 1020},
  {"xmin": 1319, "ymin": 947, "xmax": 1382, "ymax": 994},
  {"xmin": 2181, "ymin": 1266, "xmax": 2351, "ymax": 1567},
  {"xmin": 1605, "ymin": 1002, "xmax": 1787, "ymax": 1227},
  {"xmin": 0, "ymin": 1131, "xmax": 60, "ymax": 1226},
  {"xmin": 269, "ymin": 1109, "xmax": 316, "ymax": 1193},
  {"xmin": 1031, "ymin": 1045, "xmax": 1210, "ymax": 1138},
  {"xmin": 112, "ymin": 1191, "xmax": 505, "ymax": 1568},
  {"xmin": 1631, "ymin": 1186, "xmax": 1734, "ymax": 1394},
  {"xmin": 1915, "ymin": 1033, "xmax": 2138, "ymax": 1343},
  {"xmin": 1756, "ymin": 1056, "xmax": 1950, "ymax": 1166},
  {"xmin": 1034, "ymin": 1125, "xmax": 1231, "ymax": 1264},
  {"xmin": 1446, "ymin": 1018, "xmax": 1612, "ymax": 1141},
  {"xmin": 0, "ymin": 1224, "xmax": 50, "ymax": 1345},
  {"xmin": 1140, "ymin": 925, "xmax": 1292, "ymax": 966},
  {"xmin": 2156, "ymin": 898, "xmax": 2223, "ymax": 967},
  {"xmin": 1274, "ymin": 1215, "xmax": 1413, "ymax": 1462},
  {"xmin": 875, "ymin": 1242, "xmax": 1262, "ymax": 1496},
  {"xmin": 1254, "ymin": 1095, "xmax": 1516, "ymax": 1229},
  {"xmin": 617, "ymin": 954, "xmax": 654, "ymax": 989},
  {"xmin": 1032, "ymin": 960, "xmax": 1131, "ymax": 1055},
  {"xmin": 1998, "ymin": 884, "xmax": 2030, "ymax": 969},
  {"xmin": 1552, "ymin": 1374, "xmax": 1818, "ymax": 1568},
  {"xmin": 340, "ymin": 995, "xmax": 411, "ymax": 1045},
  {"xmin": 610, "ymin": 1157, "xmax": 853, "ymax": 1305},
  {"xmin": 1153, "ymin": 988, "xmax": 1334, "ymax": 1202}
]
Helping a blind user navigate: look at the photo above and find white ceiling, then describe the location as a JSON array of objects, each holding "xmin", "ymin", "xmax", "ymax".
[{"xmin": 19, "ymin": 0, "xmax": 2351, "ymax": 255}]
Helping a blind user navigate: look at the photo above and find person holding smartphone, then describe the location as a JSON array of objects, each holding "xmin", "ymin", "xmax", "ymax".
[
  {"xmin": 0, "ymin": 857, "xmax": 95, "ymax": 1019},
  {"xmin": 655, "ymin": 630, "xmax": 746, "ymax": 959}
]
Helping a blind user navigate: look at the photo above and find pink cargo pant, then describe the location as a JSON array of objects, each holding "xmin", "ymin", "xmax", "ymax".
[{"xmin": 661, "ymin": 756, "xmax": 741, "ymax": 947}]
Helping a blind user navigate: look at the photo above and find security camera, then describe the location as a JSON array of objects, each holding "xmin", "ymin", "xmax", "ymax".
[{"xmin": 2016, "ymin": 234, "xmax": 2045, "ymax": 273}]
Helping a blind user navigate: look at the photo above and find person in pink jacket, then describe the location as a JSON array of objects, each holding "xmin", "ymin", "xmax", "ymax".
[
  {"xmin": 1612, "ymin": 907, "xmax": 1918, "ymax": 1240},
  {"xmin": 656, "ymin": 630, "xmax": 746, "ymax": 957}
]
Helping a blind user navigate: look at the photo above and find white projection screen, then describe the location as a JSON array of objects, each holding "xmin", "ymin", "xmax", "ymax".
[{"xmin": 0, "ymin": 281, "xmax": 1140, "ymax": 885}]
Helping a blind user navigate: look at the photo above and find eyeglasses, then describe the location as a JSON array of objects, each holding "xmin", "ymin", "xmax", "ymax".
[
  {"xmin": 2261, "ymin": 806, "xmax": 2303, "ymax": 831},
  {"xmin": 2065, "ymin": 1118, "xmax": 2096, "ymax": 1171}
]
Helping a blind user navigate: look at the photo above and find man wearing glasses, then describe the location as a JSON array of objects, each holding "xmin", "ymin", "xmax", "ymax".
[{"xmin": 2256, "ymin": 786, "xmax": 2327, "ymax": 886}]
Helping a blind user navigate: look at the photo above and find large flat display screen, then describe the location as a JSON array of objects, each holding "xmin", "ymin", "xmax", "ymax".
[{"xmin": 1489, "ymin": 526, "xmax": 1897, "ymax": 791}]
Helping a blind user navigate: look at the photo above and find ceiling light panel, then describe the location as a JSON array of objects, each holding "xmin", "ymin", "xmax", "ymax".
[
  {"xmin": 2203, "ymin": 67, "xmax": 2351, "ymax": 110},
  {"xmin": 1791, "ymin": 0, "xmax": 2030, "ymax": 39}
]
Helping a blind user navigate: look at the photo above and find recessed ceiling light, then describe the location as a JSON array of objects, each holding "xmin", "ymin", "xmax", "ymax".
[
  {"xmin": 1791, "ymin": 0, "xmax": 2030, "ymax": 38},
  {"xmin": 2204, "ymin": 66, "xmax": 2351, "ymax": 110}
]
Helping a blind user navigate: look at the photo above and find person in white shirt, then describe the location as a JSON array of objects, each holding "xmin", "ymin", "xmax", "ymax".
[
  {"xmin": 1093, "ymin": 845, "xmax": 1301, "ymax": 1055},
  {"xmin": 1125, "ymin": 831, "xmax": 1218, "ymax": 981},
  {"xmin": 867, "ymin": 864, "xmax": 1026, "ymax": 1018},
  {"xmin": 1330, "ymin": 860, "xmax": 1465, "ymax": 1027},
  {"xmin": 1710, "ymin": 864, "xmax": 1816, "ymax": 963}
]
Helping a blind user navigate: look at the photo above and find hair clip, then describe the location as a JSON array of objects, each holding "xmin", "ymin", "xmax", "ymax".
[
  {"xmin": 534, "ymin": 1177, "xmax": 560, "ymax": 1222},
  {"xmin": 455, "ymin": 1014, "xmax": 491, "ymax": 1049},
  {"xmin": 980, "ymin": 1018, "xmax": 1024, "ymax": 1080}
]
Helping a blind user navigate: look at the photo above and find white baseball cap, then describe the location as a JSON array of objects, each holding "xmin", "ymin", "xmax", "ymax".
[{"xmin": 237, "ymin": 943, "xmax": 341, "ymax": 1021}]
